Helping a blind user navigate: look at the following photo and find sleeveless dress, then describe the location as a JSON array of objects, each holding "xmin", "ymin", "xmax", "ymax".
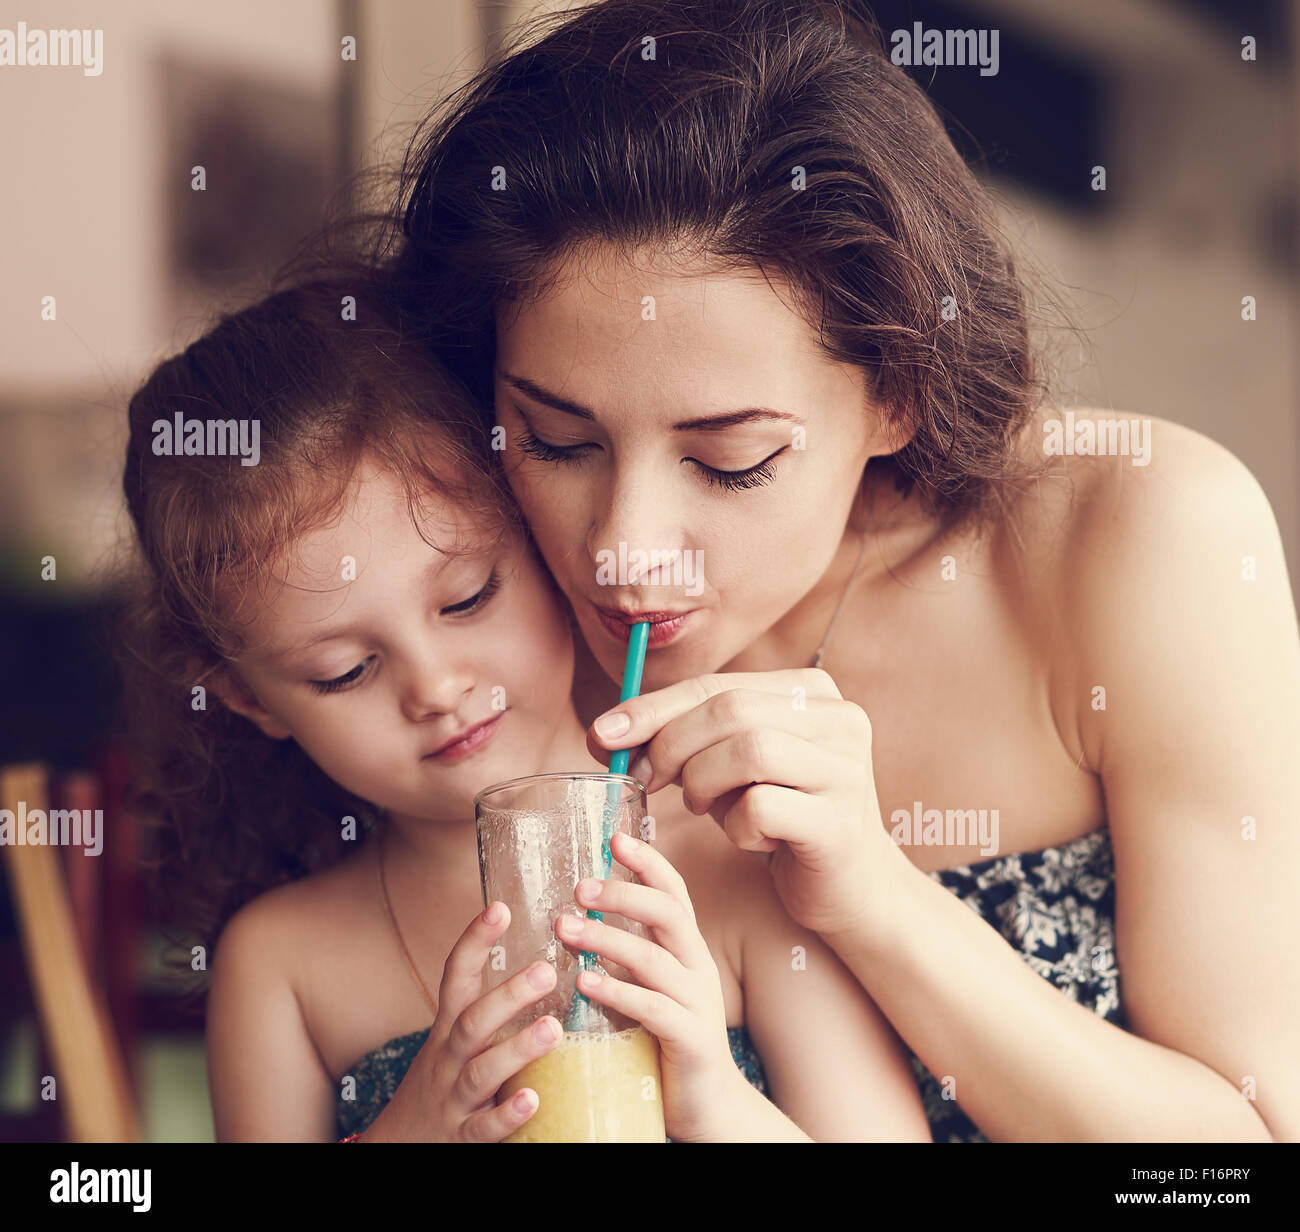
[{"xmin": 336, "ymin": 827, "xmax": 1121, "ymax": 1142}]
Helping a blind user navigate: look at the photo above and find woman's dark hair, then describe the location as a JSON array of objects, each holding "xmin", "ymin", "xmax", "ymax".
[
  {"xmin": 393, "ymin": 0, "xmax": 1063, "ymax": 530},
  {"xmin": 118, "ymin": 273, "xmax": 520, "ymax": 1011}
]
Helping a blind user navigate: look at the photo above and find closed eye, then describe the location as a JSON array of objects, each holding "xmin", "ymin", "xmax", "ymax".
[
  {"xmin": 516, "ymin": 429, "xmax": 785, "ymax": 492},
  {"xmin": 309, "ymin": 656, "xmax": 376, "ymax": 695},
  {"xmin": 440, "ymin": 567, "xmax": 502, "ymax": 615}
]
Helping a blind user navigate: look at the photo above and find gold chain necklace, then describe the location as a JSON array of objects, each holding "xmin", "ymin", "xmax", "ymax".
[
  {"xmin": 377, "ymin": 825, "xmax": 439, "ymax": 1018},
  {"xmin": 811, "ymin": 529, "xmax": 870, "ymax": 669}
]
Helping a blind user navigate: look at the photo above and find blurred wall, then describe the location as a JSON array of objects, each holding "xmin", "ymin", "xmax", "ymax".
[{"xmin": 0, "ymin": 0, "xmax": 340, "ymax": 591}]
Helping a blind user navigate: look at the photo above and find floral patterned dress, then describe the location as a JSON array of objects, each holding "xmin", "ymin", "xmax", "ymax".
[{"xmin": 908, "ymin": 827, "xmax": 1123, "ymax": 1142}]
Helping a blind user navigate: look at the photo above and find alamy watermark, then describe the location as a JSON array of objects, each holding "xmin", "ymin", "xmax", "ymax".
[
  {"xmin": 890, "ymin": 801, "xmax": 999, "ymax": 858},
  {"xmin": 152, "ymin": 414, "xmax": 261, "ymax": 466},
  {"xmin": 890, "ymin": 22, "xmax": 999, "ymax": 77},
  {"xmin": 0, "ymin": 801, "xmax": 103, "ymax": 856},
  {"xmin": 1043, "ymin": 412, "xmax": 1151, "ymax": 466},
  {"xmin": 595, "ymin": 543, "xmax": 704, "ymax": 598},
  {"xmin": 0, "ymin": 23, "xmax": 103, "ymax": 76}
]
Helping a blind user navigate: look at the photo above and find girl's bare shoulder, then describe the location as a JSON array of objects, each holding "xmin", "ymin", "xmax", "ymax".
[{"xmin": 213, "ymin": 842, "xmax": 381, "ymax": 972}]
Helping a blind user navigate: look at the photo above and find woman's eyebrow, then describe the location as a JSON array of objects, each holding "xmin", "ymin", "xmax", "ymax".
[{"xmin": 500, "ymin": 372, "xmax": 804, "ymax": 430}]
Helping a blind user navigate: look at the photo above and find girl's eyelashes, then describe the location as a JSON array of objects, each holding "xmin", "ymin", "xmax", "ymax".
[
  {"xmin": 305, "ymin": 570, "xmax": 503, "ymax": 696},
  {"xmin": 515, "ymin": 428, "xmax": 786, "ymax": 492},
  {"xmin": 308, "ymin": 655, "xmax": 376, "ymax": 695},
  {"xmin": 440, "ymin": 566, "xmax": 503, "ymax": 616}
]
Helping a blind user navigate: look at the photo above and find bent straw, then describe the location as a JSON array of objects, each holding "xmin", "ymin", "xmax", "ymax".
[{"xmin": 565, "ymin": 620, "xmax": 650, "ymax": 1031}]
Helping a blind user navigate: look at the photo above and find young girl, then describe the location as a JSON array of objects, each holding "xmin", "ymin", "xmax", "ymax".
[{"xmin": 119, "ymin": 275, "xmax": 930, "ymax": 1142}]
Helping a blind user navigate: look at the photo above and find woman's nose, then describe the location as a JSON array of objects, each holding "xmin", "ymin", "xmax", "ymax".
[{"xmin": 587, "ymin": 473, "xmax": 682, "ymax": 588}]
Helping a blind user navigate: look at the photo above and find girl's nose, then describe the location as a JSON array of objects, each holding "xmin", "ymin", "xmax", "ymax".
[{"xmin": 399, "ymin": 658, "xmax": 474, "ymax": 724}]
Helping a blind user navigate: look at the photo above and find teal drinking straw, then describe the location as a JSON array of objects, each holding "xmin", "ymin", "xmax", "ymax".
[{"xmin": 566, "ymin": 620, "xmax": 650, "ymax": 1031}]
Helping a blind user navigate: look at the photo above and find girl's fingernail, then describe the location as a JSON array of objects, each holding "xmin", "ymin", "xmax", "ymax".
[
  {"xmin": 483, "ymin": 903, "xmax": 501, "ymax": 925},
  {"xmin": 577, "ymin": 878, "xmax": 601, "ymax": 900},
  {"xmin": 629, "ymin": 753, "xmax": 652, "ymax": 783},
  {"xmin": 514, "ymin": 1090, "xmax": 537, "ymax": 1112},
  {"xmin": 579, "ymin": 970, "xmax": 602, "ymax": 987},
  {"xmin": 533, "ymin": 1018, "xmax": 558, "ymax": 1043},
  {"xmin": 528, "ymin": 963, "xmax": 553, "ymax": 989},
  {"xmin": 594, "ymin": 711, "xmax": 631, "ymax": 740}
]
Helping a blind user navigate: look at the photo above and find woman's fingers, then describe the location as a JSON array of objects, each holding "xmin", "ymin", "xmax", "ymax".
[
  {"xmin": 678, "ymin": 726, "xmax": 855, "ymax": 815},
  {"xmin": 451, "ymin": 1014, "xmax": 563, "ymax": 1117},
  {"xmin": 631, "ymin": 689, "xmax": 865, "ymax": 795},
  {"xmin": 586, "ymin": 669, "xmax": 845, "ymax": 774}
]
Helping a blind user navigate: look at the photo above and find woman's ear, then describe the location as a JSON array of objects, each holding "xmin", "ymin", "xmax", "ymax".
[{"xmin": 205, "ymin": 666, "xmax": 293, "ymax": 740}]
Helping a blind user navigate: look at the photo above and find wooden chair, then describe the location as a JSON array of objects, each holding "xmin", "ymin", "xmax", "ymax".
[{"xmin": 0, "ymin": 762, "xmax": 140, "ymax": 1142}]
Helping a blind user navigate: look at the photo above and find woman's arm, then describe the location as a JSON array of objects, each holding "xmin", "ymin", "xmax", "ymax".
[
  {"xmin": 729, "ymin": 848, "xmax": 932, "ymax": 1141},
  {"xmin": 207, "ymin": 894, "xmax": 339, "ymax": 1141},
  {"xmin": 825, "ymin": 424, "xmax": 1300, "ymax": 1141}
]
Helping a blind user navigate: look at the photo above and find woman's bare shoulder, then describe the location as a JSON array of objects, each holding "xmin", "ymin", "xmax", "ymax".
[{"xmin": 1007, "ymin": 407, "xmax": 1278, "ymax": 577}]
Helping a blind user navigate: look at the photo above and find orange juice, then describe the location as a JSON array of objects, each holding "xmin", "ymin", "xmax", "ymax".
[{"xmin": 500, "ymin": 1025, "xmax": 664, "ymax": 1143}]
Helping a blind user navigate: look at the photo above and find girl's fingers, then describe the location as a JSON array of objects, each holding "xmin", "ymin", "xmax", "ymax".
[
  {"xmin": 573, "ymin": 863, "xmax": 711, "ymax": 969},
  {"xmin": 432, "ymin": 902, "xmax": 514, "ymax": 1033},
  {"xmin": 442, "ymin": 958, "xmax": 558, "ymax": 1067},
  {"xmin": 587, "ymin": 669, "xmax": 843, "ymax": 768},
  {"xmin": 678, "ymin": 727, "xmax": 851, "ymax": 816},
  {"xmin": 556, "ymin": 909, "xmax": 694, "ymax": 1007},
  {"xmin": 606, "ymin": 830, "xmax": 693, "ymax": 915},
  {"xmin": 451, "ymin": 1014, "xmax": 563, "ymax": 1113},
  {"xmin": 573, "ymin": 967, "xmax": 693, "ymax": 1043},
  {"xmin": 459, "ymin": 1085, "xmax": 542, "ymax": 1143}
]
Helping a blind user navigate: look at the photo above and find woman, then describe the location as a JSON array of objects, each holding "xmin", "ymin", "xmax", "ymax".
[{"xmin": 390, "ymin": 0, "xmax": 1299, "ymax": 1141}]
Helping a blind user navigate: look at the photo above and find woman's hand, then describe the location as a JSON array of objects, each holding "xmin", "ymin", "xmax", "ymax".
[
  {"xmin": 587, "ymin": 668, "xmax": 909, "ymax": 940},
  {"xmin": 362, "ymin": 904, "xmax": 562, "ymax": 1142},
  {"xmin": 558, "ymin": 829, "xmax": 746, "ymax": 1142}
]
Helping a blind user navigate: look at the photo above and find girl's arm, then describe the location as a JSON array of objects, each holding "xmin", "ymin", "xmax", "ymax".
[
  {"xmin": 828, "ymin": 426, "xmax": 1299, "ymax": 1141},
  {"xmin": 207, "ymin": 894, "xmax": 339, "ymax": 1141},
  {"xmin": 725, "ymin": 848, "xmax": 931, "ymax": 1142}
]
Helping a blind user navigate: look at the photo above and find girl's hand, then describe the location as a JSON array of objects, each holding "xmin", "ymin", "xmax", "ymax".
[
  {"xmin": 557, "ymin": 830, "xmax": 744, "ymax": 1142},
  {"xmin": 365, "ymin": 904, "xmax": 563, "ymax": 1142},
  {"xmin": 587, "ymin": 669, "xmax": 908, "ymax": 940}
]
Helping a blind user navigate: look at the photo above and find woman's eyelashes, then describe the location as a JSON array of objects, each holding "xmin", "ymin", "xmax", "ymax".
[
  {"xmin": 515, "ymin": 427, "xmax": 786, "ymax": 492},
  {"xmin": 305, "ymin": 569, "xmax": 504, "ymax": 695}
]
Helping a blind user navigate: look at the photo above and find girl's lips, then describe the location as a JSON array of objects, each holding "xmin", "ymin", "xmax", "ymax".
[
  {"xmin": 593, "ymin": 606, "xmax": 696, "ymax": 649},
  {"xmin": 425, "ymin": 712, "xmax": 504, "ymax": 763}
]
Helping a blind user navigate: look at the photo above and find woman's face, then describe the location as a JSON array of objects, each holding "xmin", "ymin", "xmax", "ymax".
[
  {"xmin": 223, "ymin": 456, "xmax": 578, "ymax": 823},
  {"xmin": 494, "ymin": 245, "xmax": 894, "ymax": 688}
]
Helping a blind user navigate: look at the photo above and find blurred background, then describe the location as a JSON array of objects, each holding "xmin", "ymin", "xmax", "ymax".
[{"xmin": 0, "ymin": 0, "xmax": 1295, "ymax": 1141}]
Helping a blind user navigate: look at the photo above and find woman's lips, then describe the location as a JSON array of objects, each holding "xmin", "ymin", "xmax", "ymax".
[
  {"xmin": 424, "ymin": 713, "xmax": 504, "ymax": 763},
  {"xmin": 593, "ymin": 605, "xmax": 697, "ymax": 649}
]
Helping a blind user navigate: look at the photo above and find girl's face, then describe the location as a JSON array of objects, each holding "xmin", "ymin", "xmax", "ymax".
[
  {"xmin": 494, "ymin": 246, "xmax": 895, "ymax": 688},
  {"xmin": 222, "ymin": 456, "xmax": 577, "ymax": 822}
]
